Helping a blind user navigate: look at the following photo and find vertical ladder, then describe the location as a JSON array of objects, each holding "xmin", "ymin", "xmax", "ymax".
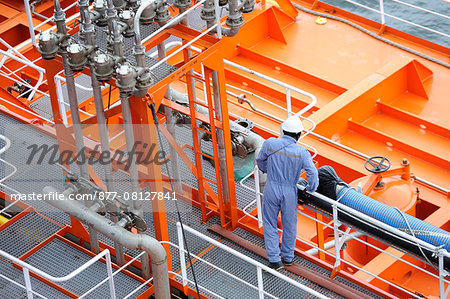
[{"xmin": 186, "ymin": 69, "xmax": 226, "ymax": 226}]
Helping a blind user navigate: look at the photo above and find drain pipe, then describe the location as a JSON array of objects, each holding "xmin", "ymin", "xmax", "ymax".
[
  {"xmin": 42, "ymin": 186, "xmax": 171, "ymax": 299},
  {"xmin": 211, "ymin": 71, "xmax": 231, "ymax": 203}
]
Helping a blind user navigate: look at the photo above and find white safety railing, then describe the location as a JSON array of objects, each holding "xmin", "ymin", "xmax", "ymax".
[
  {"xmin": 0, "ymin": 134, "xmax": 21, "ymax": 199},
  {"xmin": 78, "ymin": 251, "xmax": 154, "ymax": 299},
  {"xmin": 162, "ymin": 222, "xmax": 330, "ymax": 299},
  {"xmin": 344, "ymin": 0, "xmax": 450, "ymax": 39},
  {"xmin": 0, "ymin": 248, "xmax": 117, "ymax": 299},
  {"xmin": 244, "ymin": 166, "xmax": 450, "ymax": 298},
  {"xmin": 24, "ymin": 0, "xmax": 85, "ymax": 47}
]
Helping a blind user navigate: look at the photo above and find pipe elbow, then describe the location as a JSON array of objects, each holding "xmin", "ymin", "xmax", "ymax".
[
  {"xmin": 138, "ymin": 234, "xmax": 167, "ymax": 265},
  {"xmin": 221, "ymin": 26, "xmax": 240, "ymax": 37}
]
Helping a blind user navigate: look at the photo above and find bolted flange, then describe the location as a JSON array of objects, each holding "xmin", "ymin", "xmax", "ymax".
[
  {"xmin": 93, "ymin": 53, "xmax": 114, "ymax": 82},
  {"xmin": 112, "ymin": 0, "xmax": 127, "ymax": 10},
  {"xmin": 242, "ymin": 0, "xmax": 256, "ymax": 13},
  {"xmin": 119, "ymin": 10, "xmax": 135, "ymax": 37},
  {"xmin": 67, "ymin": 43, "xmax": 88, "ymax": 72},
  {"xmin": 140, "ymin": 5, "xmax": 156, "ymax": 24},
  {"xmin": 93, "ymin": 0, "xmax": 108, "ymax": 26},
  {"xmin": 200, "ymin": 0, "xmax": 216, "ymax": 22},
  {"xmin": 155, "ymin": 4, "xmax": 171, "ymax": 25},
  {"xmin": 134, "ymin": 70, "xmax": 153, "ymax": 98},
  {"xmin": 174, "ymin": 0, "xmax": 193, "ymax": 10},
  {"xmin": 38, "ymin": 31, "xmax": 60, "ymax": 60},
  {"xmin": 226, "ymin": 11, "xmax": 244, "ymax": 29},
  {"xmin": 116, "ymin": 63, "xmax": 137, "ymax": 93}
]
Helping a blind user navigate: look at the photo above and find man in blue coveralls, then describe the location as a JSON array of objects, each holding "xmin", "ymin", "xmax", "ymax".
[{"xmin": 256, "ymin": 116, "xmax": 319, "ymax": 270}]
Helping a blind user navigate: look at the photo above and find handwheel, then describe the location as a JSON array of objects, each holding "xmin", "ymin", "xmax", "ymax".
[{"xmin": 364, "ymin": 156, "xmax": 391, "ymax": 173}]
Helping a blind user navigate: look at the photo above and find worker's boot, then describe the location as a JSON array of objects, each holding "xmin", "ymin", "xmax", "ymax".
[
  {"xmin": 266, "ymin": 261, "xmax": 284, "ymax": 271},
  {"xmin": 282, "ymin": 258, "xmax": 293, "ymax": 266}
]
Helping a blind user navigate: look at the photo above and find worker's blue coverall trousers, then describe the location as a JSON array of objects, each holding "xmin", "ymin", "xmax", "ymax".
[{"xmin": 256, "ymin": 135, "xmax": 318, "ymax": 263}]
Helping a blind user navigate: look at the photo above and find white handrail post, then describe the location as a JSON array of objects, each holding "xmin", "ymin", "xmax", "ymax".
[
  {"xmin": 286, "ymin": 87, "xmax": 291, "ymax": 117},
  {"xmin": 256, "ymin": 266, "xmax": 264, "ymax": 299},
  {"xmin": 332, "ymin": 205, "xmax": 341, "ymax": 271},
  {"xmin": 379, "ymin": 0, "xmax": 386, "ymax": 25},
  {"xmin": 105, "ymin": 252, "xmax": 117, "ymax": 299},
  {"xmin": 177, "ymin": 222, "xmax": 188, "ymax": 287},
  {"xmin": 254, "ymin": 166, "xmax": 263, "ymax": 228},
  {"xmin": 22, "ymin": 267, "xmax": 34, "ymax": 299},
  {"xmin": 214, "ymin": 0, "xmax": 222, "ymax": 39},
  {"xmin": 23, "ymin": 0, "xmax": 36, "ymax": 47},
  {"xmin": 55, "ymin": 76, "xmax": 69, "ymax": 126}
]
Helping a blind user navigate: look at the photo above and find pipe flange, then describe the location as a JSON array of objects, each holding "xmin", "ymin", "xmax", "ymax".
[
  {"xmin": 119, "ymin": 10, "xmax": 135, "ymax": 37},
  {"xmin": 226, "ymin": 12, "xmax": 244, "ymax": 29},
  {"xmin": 126, "ymin": 0, "xmax": 140, "ymax": 11},
  {"xmin": 67, "ymin": 43, "xmax": 88, "ymax": 72},
  {"xmin": 241, "ymin": 0, "xmax": 256, "ymax": 13},
  {"xmin": 174, "ymin": 0, "xmax": 192, "ymax": 10},
  {"xmin": 155, "ymin": 5, "xmax": 171, "ymax": 25},
  {"xmin": 116, "ymin": 63, "xmax": 137, "ymax": 93},
  {"xmin": 112, "ymin": 0, "xmax": 127, "ymax": 10},
  {"xmin": 200, "ymin": 1, "xmax": 216, "ymax": 22},
  {"xmin": 38, "ymin": 31, "xmax": 60, "ymax": 60},
  {"xmin": 93, "ymin": 0, "xmax": 108, "ymax": 26},
  {"xmin": 134, "ymin": 70, "xmax": 153, "ymax": 97},
  {"xmin": 93, "ymin": 53, "xmax": 114, "ymax": 82},
  {"xmin": 234, "ymin": 118, "xmax": 254, "ymax": 131},
  {"xmin": 140, "ymin": 5, "xmax": 156, "ymax": 24}
]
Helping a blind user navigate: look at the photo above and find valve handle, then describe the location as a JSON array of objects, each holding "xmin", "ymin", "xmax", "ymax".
[{"xmin": 364, "ymin": 156, "xmax": 391, "ymax": 173}]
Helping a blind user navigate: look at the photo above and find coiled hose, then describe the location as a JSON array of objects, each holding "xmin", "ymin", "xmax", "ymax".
[
  {"xmin": 336, "ymin": 187, "xmax": 450, "ymax": 252},
  {"xmin": 292, "ymin": 3, "xmax": 450, "ymax": 68}
]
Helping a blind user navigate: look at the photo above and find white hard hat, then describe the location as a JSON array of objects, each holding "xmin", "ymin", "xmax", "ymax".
[{"xmin": 281, "ymin": 116, "xmax": 304, "ymax": 133}]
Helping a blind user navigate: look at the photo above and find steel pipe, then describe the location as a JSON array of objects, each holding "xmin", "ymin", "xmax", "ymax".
[{"xmin": 42, "ymin": 186, "xmax": 171, "ymax": 299}]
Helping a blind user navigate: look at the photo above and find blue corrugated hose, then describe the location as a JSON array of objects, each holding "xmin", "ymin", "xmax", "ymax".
[{"xmin": 336, "ymin": 187, "xmax": 450, "ymax": 252}]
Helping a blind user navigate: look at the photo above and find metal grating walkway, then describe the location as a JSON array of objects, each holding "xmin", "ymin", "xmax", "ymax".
[
  {"xmin": 0, "ymin": 212, "xmax": 69, "ymax": 299},
  {"xmin": 24, "ymin": 238, "xmax": 149, "ymax": 299}
]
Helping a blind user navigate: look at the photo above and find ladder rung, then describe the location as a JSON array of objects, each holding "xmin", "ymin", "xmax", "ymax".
[
  {"xmin": 196, "ymin": 126, "xmax": 211, "ymax": 134},
  {"xmin": 193, "ymin": 100, "xmax": 209, "ymax": 109},
  {"xmin": 200, "ymin": 152, "xmax": 214, "ymax": 160},
  {"xmin": 202, "ymin": 177, "xmax": 217, "ymax": 185}
]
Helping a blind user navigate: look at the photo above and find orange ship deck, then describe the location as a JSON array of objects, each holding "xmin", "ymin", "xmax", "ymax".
[{"xmin": 0, "ymin": 0, "xmax": 448, "ymax": 297}]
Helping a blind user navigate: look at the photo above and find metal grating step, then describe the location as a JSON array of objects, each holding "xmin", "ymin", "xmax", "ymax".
[
  {"xmin": 231, "ymin": 228, "xmax": 383, "ymax": 298},
  {"xmin": 0, "ymin": 212, "xmax": 69, "ymax": 298},
  {"xmin": 24, "ymin": 238, "xmax": 149, "ymax": 299}
]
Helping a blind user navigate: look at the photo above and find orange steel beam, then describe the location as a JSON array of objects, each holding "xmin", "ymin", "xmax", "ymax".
[
  {"xmin": 0, "ymin": 206, "xmax": 33, "ymax": 231},
  {"xmin": 133, "ymin": 96, "xmax": 172, "ymax": 271},
  {"xmin": 348, "ymin": 120, "xmax": 450, "ymax": 170},
  {"xmin": 377, "ymin": 101, "xmax": 450, "ymax": 138},
  {"xmin": 237, "ymin": 46, "xmax": 347, "ymax": 94}
]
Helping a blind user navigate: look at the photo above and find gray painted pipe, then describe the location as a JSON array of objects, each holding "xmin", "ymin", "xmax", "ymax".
[
  {"xmin": 43, "ymin": 186, "xmax": 171, "ymax": 299},
  {"xmin": 62, "ymin": 54, "xmax": 101, "ymax": 253},
  {"xmin": 119, "ymin": 92, "xmax": 152, "ymax": 278},
  {"xmin": 211, "ymin": 71, "xmax": 230, "ymax": 204},
  {"xmin": 89, "ymin": 65, "xmax": 126, "ymax": 266}
]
